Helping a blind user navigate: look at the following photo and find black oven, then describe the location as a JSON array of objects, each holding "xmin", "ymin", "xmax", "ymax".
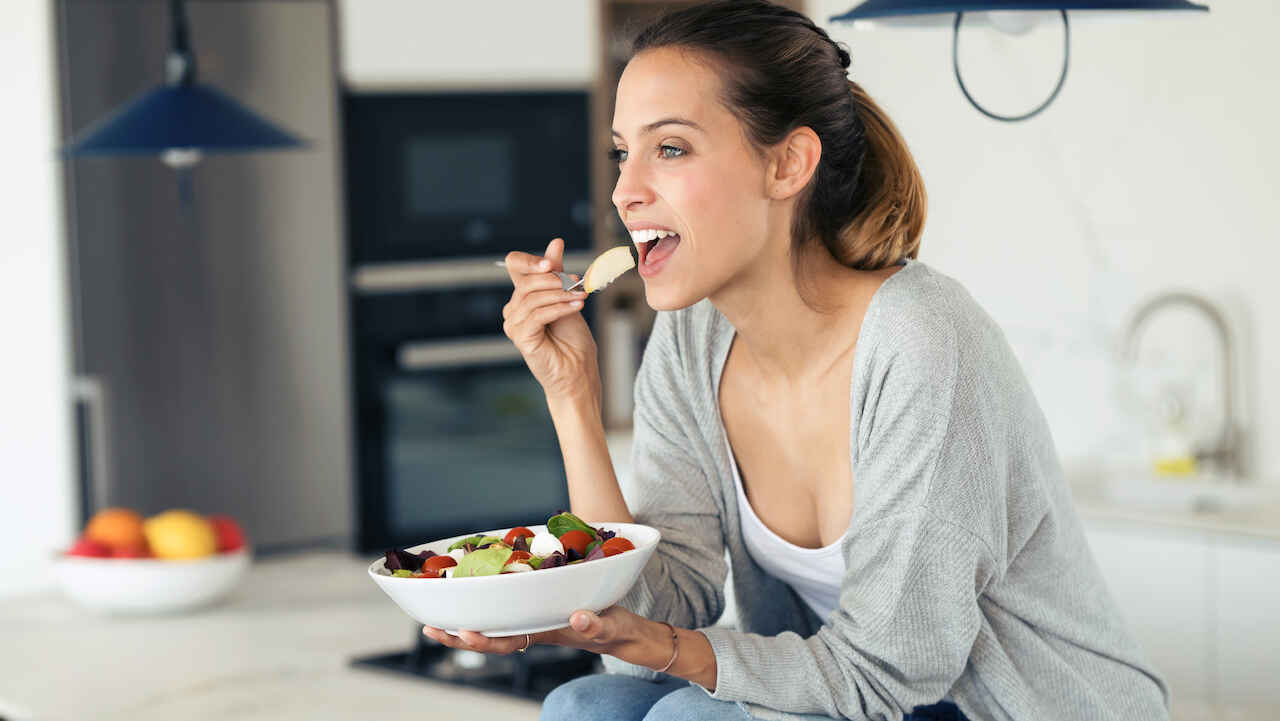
[
  {"xmin": 343, "ymin": 91, "xmax": 593, "ymax": 264},
  {"xmin": 344, "ymin": 89, "xmax": 599, "ymax": 552},
  {"xmin": 350, "ymin": 279, "xmax": 597, "ymax": 553}
]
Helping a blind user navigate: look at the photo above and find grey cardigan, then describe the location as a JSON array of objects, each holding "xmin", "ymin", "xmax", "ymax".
[{"xmin": 600, "ymin": 258, "xmax": 1170, "ymax": 721}]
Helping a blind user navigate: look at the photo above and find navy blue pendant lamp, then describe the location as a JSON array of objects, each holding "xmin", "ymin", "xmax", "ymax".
[
  {"xmin": 830, "ymin": 0, "xmax": 1210, "ymax": 122},
  {"xmin": 65, "ymin": 0, "xmax": 305, "ymax": 167}
]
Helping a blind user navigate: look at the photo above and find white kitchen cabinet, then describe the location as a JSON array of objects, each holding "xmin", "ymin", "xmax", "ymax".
[
  {"xmin": 1213, "ymin": 536, "xmax": 1280, "ymax": 708},
  {"xmin": 1083, "ymin": 519, "xmax": 1215, "ymax": 707},
  {"xmin": 338, "ymin": 0, "xmax": 598, "ymax": 89}
]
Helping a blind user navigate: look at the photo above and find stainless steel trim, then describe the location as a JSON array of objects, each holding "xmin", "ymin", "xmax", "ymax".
[
  {"xmin": 398, "ymin": 335, "xmax": 524, "ymax": 371},
  {"xmin": 71, "ymin": 375, "xmax": 112, "ymax": 513},
  {"xmin": 353, "ymin": 252, "xmax": 596, "ymax": 294}
]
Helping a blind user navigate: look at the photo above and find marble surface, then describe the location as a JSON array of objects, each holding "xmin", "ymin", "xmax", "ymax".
[{"xmin": 0, "ymin": 551, "xmax": 543, "ymax": 721}]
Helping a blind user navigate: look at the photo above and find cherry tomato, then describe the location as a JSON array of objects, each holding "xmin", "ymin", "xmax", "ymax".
[
  {"xmin": 600, "ymin": 537, "xmax": 635, "ymax": 557},
  {"xmin": 503, "ymin": 526, "xmax": 535, "ymax": 547},
  {"xmin": 504, "ymin": 550, "xmax": 532, "ymax": 565},
  {"xmin": 423, "ymin": 555, "xmax": 457, "ymax": 573},
  {"xmin": 558, "ymin": 529, "xmax": 592, "ymax": 556}
]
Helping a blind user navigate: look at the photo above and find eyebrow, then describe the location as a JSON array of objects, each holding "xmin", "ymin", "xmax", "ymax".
[{"xmin": 611, "ymin": 117, "xmax": 704, "ymax": 140}]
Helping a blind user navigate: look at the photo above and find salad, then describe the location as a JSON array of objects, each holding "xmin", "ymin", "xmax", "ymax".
[{"xmin": 380, "ymin": 511, "xmax": 636, "ymax": 579}]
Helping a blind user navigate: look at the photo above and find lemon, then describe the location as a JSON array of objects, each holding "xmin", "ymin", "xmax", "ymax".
[{"xmin": 143, "ymin": 510, "xmax": 217, "ymax": 559}]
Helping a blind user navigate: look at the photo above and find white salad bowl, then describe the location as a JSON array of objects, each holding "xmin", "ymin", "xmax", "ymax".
[
  {"xmin": 368, "ymin": 522, "xmax": 659, "ymax": 636},
  {"xmin": 52, "ymin": 547, "xmax": 251, "ymax": 615}
]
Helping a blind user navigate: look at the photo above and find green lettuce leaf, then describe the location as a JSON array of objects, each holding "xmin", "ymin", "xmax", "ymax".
[
  {"xmin": 447, "ymin": 534, "xmax": 504, "ymax": 552},
  {"xmin": 452, "ymin": 546, "xmax": 513, "ymax": 577}
]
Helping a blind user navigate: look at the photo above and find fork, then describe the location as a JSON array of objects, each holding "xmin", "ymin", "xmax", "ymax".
[{"xmin": 492, "ymin": 260, "xmax": 584, "ymax": 291}]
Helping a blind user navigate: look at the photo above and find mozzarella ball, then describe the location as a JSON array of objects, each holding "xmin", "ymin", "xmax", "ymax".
[{"xmin": 529, "ymin": 531, "xmax": 563, "ymax": 558}]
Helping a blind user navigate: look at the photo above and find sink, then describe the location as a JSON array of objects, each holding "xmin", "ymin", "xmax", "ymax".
[{"xmin": 1097, "ymin": 476, "xmax": 1278, "ymax": 515}]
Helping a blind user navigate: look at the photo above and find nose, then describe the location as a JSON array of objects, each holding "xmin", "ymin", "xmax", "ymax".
[{"xmin": 611, "ymin": 158, "xmax": 654, "ymax": 215}]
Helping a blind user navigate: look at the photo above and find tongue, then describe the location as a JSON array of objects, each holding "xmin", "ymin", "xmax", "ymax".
[{"xmin": 647, "ymin": 235, "xmax": 680, "ymax": 265}]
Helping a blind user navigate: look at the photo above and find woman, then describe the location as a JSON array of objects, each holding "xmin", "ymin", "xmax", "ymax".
[{"xmin": 421, "ymin": 2, "xmax": 1169, "ymax": 720}]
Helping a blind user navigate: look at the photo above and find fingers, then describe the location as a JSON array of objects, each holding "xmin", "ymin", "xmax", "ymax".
[
  {"xmin": 569, "ymin": 610, "xmax": 610, "ymax": 642},
  {"xmin": 503, "ymin": 237, "xmax": 564, "ymax": 282},
  {"xmin": 421, "ymin": 626, "xmax": 531, "ymax": 655},
  {"xmin": 543, "ymin": 237, "xmax": 565, "ymax": 271},
  {"xmin": 503, "ymin": 287, "xmax": 584, "ymax": 324}
]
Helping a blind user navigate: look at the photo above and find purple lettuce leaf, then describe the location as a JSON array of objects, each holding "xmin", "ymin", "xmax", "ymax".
[
  {"xmin": 385, "ymin": 548, "xmax": 425, "ymax": 572},
  {"xmin": 566, "ymin": 547, "xmax": 584, "ymax": 563},
  {"xmin": 584, "ymin": 546, "xmax": 605, "ymax": 562},
  {"xmin": 418, "ymin": 549, "xmax": 438, "ymax": 560},
  {"xmin": 512, "ymin": 535, "xmax": 530, "ymax": 553},
  {"xmin": 539, "ymin": 551, "xmax": 567, "ymax": 569},
  {"xmin": 595, "ymin": 527, "xmax": 616, "ymax": 542}
]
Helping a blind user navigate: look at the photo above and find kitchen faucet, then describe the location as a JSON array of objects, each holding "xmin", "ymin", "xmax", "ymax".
[{"xmin": 1122, "ymin": 291, "xmax": 1243, "ymax": 480}]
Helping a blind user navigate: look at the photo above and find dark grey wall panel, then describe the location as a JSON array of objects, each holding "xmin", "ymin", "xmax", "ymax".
[{"xmin": 59, "ymin": 0, "xmax": 353, "ymax": 550}]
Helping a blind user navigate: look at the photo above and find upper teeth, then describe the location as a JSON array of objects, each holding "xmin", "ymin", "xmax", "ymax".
[{"xmin": 630, "ymin": 228, "xmax": 677, "ymax": 245}]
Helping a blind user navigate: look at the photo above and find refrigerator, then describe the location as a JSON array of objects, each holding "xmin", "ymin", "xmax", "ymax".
[{"xmin": 57, "ymin": 0, "xmax": 355, "ymax": 551}]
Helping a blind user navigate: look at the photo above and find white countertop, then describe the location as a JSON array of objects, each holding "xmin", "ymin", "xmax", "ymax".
[
  {"xmin": 0, "ymin": 551, "xmax": 543, "ymax": 721},
  {"xmin": 2, "ymin": 542, "xmax": 1270, "ymax": 721},
  {"xmin": 1066, "ymin": 473, "xmax": 1280, "ymax": 542}
]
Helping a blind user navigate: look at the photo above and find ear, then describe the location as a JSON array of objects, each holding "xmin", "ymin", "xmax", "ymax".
[{"xmin": 766, "ymin": 126, "xmax": 821, "ymax": 201}]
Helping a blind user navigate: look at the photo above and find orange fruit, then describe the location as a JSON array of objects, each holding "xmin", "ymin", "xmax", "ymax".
[{"xmin": 84, "ymin": 508, "xmax": 146, "ymax": 553}]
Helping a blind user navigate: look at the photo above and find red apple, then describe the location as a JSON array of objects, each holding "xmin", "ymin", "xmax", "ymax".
[
  {"xmin": 111, "ymin": 540, "xmax": 154, "ymax": 558},
  {"xmin": 67, "ymin": 536, "xmax": 112, "ymax": 558},
  {"xmin": 207, "ymin": 515, "xmax": 247, "ymax": 552}
]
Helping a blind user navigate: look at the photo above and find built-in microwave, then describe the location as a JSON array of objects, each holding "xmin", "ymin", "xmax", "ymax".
[{"xmin": 343, "ymin": 91, "xmax": 593, "ymax": 265}]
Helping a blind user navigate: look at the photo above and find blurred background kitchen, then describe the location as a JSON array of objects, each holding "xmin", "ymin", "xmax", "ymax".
[{"xmin": 1, "ymin": 0, "xmax": 1277, "ymax": 719}]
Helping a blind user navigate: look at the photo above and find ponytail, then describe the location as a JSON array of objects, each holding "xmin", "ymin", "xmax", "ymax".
[{"xmin": 827, "ymin": 81, "xmax": 927, "ymax": 270}]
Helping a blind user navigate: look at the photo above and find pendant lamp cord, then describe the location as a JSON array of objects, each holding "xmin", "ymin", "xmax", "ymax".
[
  {"xmin": 165, "ymin": 0, "xmax": 196, "ymax": 86},
  {"xmin": 952, "ymin": 9, "xmax": 1070, "ymax": 122}
]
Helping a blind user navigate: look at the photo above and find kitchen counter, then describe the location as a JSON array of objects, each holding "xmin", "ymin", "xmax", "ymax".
[
  {"xmin": 0, "ymin": 551, "xmax": 543, "ymax": 721},
  {"xmin": 1066, "ymin": 473, "xmax": 1280, "ymax": 542}
]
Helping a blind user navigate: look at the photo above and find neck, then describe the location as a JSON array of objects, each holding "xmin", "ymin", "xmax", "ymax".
[{"xmin": 710, "ymin": 240, "xmax": 891, "ymax": 389}]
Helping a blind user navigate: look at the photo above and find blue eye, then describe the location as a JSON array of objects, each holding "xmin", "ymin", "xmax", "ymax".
[
  {"xmin": 607, "ymin": 147, "xmax": 627, "ymax": 163},
  {"xmin": 659, "ymin": 145, "xmax": 685, "ymax": 159}
]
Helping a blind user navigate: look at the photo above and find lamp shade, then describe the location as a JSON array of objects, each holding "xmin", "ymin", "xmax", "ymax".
[
  {"xmin": 832, "ymin": 0, "xmax": 1209, "ymax": 22},
  {"xmin": 65, "ymin": 83, "xmax": 305, "ymax": 156}
]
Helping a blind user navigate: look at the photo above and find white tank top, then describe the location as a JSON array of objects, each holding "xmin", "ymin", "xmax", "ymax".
[{"xmin": 724, "ymin": 431, "xmax": 848, "ymax": 622}]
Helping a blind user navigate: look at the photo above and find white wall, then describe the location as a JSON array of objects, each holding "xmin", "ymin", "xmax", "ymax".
[
  {"xmin": 817, "ymin": 1, "xmax": 1280, "ymax": 483},
  {"xmin": 0, "ymin": 0, "xmax": 77, "ymax": 597},
  {"xmin": 338, "ymin": 0, "xmax": 598, "ymax": 89}
]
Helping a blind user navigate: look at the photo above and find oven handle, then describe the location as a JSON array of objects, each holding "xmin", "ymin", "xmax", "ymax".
[
  {"xmin": 397, "ymin": 335, "xmax": 525, "ymax": 371},
  {"xmin": 353, "ymin": 252, "xmax": 596, "ymax": 294}
]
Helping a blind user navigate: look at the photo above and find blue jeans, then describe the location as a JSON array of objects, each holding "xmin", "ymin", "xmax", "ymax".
[{"xmin": 539, "ymin": 673, "xmax": 969, "ymax": 721}]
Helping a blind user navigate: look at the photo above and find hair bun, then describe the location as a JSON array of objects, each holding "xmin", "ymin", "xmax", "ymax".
[{"xmin": 835, "ymin": 44, "xmax": 851, "ymax": 70}]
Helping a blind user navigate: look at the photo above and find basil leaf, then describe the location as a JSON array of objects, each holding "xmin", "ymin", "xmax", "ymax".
[{"xmin": 546, "ymin": 511, "xmax": 597, "ymax": 540}]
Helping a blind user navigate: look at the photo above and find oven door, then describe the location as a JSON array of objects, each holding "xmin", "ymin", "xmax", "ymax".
[{"xmin": 355, "ymin": 333, "xmax": 571, "ymax": 552}]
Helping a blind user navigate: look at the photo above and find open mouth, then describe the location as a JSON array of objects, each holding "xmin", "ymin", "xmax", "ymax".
[{"xmin": 637, "ymin": 234, "xmax": 681, "ymax": 268}]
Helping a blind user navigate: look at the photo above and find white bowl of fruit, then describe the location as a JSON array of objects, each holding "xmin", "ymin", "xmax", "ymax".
[
  {"xmin": 368, "ymin": 511, "xmax": 658, "ymax": 636},
  {"xmin": 54, "ymin": 508, "xmax": 251, "ymax": 615}
]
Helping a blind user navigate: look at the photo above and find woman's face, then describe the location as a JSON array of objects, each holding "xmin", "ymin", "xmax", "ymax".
[{"xmin": 611, "ymin": 48, "xmax": 777, "ymax": 311}]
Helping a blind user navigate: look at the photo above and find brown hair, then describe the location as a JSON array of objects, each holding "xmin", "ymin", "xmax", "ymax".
[{"xmin": 630, "ymin": 0, "xmax": 926, "ymax": 276}]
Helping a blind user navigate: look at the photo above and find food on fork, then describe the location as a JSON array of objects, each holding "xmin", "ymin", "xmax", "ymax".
[{"xmin": 581, "ymin": 245, "xmax": 636, "ymax": 293}]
